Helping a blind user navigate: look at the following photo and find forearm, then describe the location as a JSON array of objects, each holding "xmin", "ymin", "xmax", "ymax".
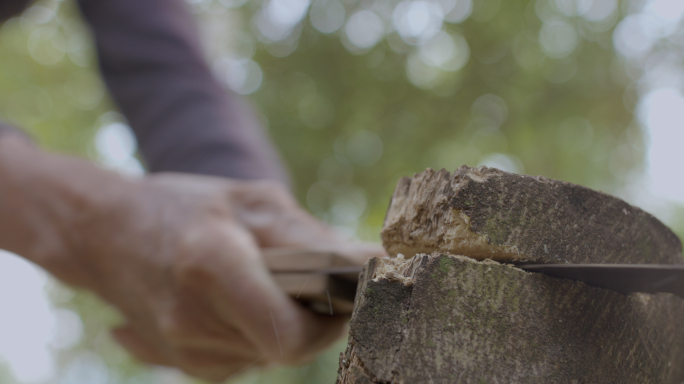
[{"xmin": 0, "ymin": 135, "xmax": 139, "ymax": 280}]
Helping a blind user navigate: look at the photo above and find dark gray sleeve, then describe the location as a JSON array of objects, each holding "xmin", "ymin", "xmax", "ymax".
[
  {"xmin": 0, "ymin": 1, "xmax": 32, "ymax": 21},
  {"xmin": 76, "ymin": 0, "xmax": 289, "ymax": 183}
]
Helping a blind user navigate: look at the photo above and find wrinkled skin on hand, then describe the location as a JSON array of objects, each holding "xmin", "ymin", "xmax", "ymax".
[{"xmin": 53, "ymin": 174, "xmax": 385, "ymax": 382}]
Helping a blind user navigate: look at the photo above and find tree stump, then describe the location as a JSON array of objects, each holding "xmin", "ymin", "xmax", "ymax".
[{"xmin": 337, "ymin": 166, "xmax": 684, "ymax": 384}]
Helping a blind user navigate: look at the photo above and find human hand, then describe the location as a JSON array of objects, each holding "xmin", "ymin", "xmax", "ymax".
[{"xmin": 52, "ymin": 173, "xmax": 385, "ymax": 382}]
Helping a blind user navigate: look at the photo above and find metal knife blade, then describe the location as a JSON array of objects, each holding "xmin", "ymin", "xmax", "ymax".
[
  {"xmin": 265, "ymin": 245, "xmax": 684, "ymax": 312},
  {"xmin": 519, "ymin": 264, "xmax": 684, "ymax": 299}
]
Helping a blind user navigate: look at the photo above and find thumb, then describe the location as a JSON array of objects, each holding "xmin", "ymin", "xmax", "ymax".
[
  {"xmin": 231, "ymin": 180, "xmax": 347, "ymax": 248},
  {"xmin": 207, "ymin": 222, "xmax": 350, "ymax": 364},
  {"xmin": 237, "ymin": 195, "xmax": 387, "ymax": 263},
  {"xmin": 112, "ymin": 325, "xmax": 172, "ymax": 366}
]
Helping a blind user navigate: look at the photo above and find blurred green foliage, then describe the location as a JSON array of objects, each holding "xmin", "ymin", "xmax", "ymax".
[
  {"xmin": 249, "ymin": 0, "xmax": 637, "ymax": 241},
  {"xmin": 0, "ymin": 0, "xmax": 103, "ymax": 155},
  {"xmin": 0, "ymin": 0, "xmax": 682, "ymax": 383}
]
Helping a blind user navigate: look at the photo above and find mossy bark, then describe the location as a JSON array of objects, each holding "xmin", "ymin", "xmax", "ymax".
[
  {"xmin": 338, "ymin": 254, "xmax": 684, "ymax": 384},
  {"xmin": 382, "ymin": 166, "xmax": 682, "ymax": 264},
  {"xmin": 339, "ymin": 166, "xmax": 684, "ymax": 383}
]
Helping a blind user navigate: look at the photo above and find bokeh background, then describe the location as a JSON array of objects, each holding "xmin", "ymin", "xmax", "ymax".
[{"xmin": 1, "ymin": 0, "xmax": 684, "ymax": 382}]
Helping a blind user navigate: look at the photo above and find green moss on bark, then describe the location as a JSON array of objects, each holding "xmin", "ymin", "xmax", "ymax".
[{"xmin": 338, "ymin": 254, "xmax": 684, "ymax": 384}]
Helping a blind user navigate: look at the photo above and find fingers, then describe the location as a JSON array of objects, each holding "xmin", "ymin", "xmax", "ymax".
[
  {"xmin": 133, "ymin": 177, "xmax": 366, "ymax": 374},
  {"xmin": 83, "ymin": 174, "xmax": 365, "ymax": 384},
  {"xmin": 230, "ymin": 180, "xmax": 388, "ymax": 263},
  {"xmin": 175, "ymin": 351, "xmax": 268, "ymax": 383},
  {"xmin": 156, "ymin": 305, "xmax": 260, "ymax": 358},
  {"xmin": 219, "ymin": 179, "xmax": 387, "ymax": 363},
  {"xmin": 225, "ymin": 269, "xmax": 349, "ymax": 365},
  {"xmin": 113, "ymin": 325, "xmax": 268, "ymax": 383},
  {"xmin": 112, "ymin": 326, "xmax": 172, "ymax": 366},
  {"xmin": 265, "ymin": 310, "xmax": 349, "ymax": 364},
  {"xmin": 229, "ymin": 181, "xmax": 342, "ymax": 247},
  {"xmin": 181, "ymin": 220, "xmax": 349, "ymax": 365}
]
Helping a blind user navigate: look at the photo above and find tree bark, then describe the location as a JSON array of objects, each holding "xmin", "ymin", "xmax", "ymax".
[
  {"xmin": 382, "ymin": 166, "xmax": 682, "ymax": 264},
  {"xmin": 338, "ymin": 254, "xmax": 684, "ymax": 384},
  {"xmin": 338, "ymin": 166, "xmax": 684, "ymax": 383}
]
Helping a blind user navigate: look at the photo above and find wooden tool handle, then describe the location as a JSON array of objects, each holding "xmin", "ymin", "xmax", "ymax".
[{"xmin": 263, "ymin": 248, "xmax": 362, "ymax": 315}]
